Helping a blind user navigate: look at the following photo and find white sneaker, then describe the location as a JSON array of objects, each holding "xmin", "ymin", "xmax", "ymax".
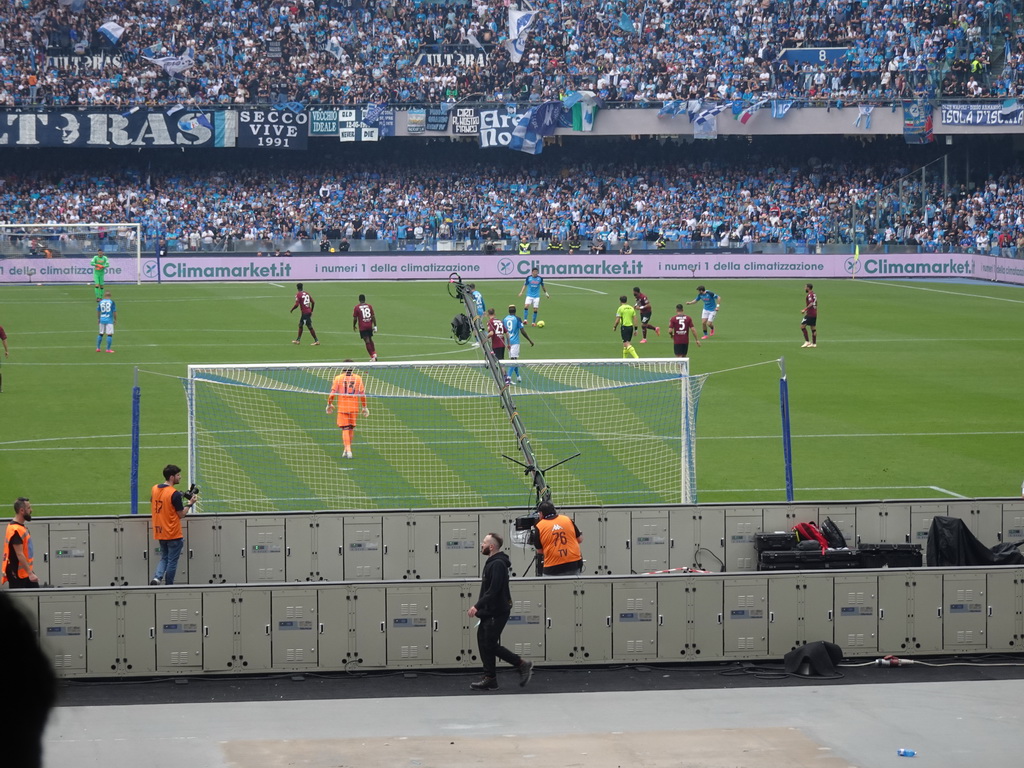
[
  {"xmin": 808, "ymin": 343, "xmax": 816, "ymax": 348},
  {"xmin": 343, "ymin": 450, "xmax": 353, "ymax": 459},
  {"xmin": 291, "ymin": 340, "xmax": 300, "ymax": 345},
  {"xmin": 801, "ymin": 341, "xmax": 811, "ymax": 348}
]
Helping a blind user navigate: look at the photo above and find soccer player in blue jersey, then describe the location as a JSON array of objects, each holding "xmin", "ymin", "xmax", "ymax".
[
  {"xmin": 468, "ymin": 283, "xmax": 486, "ymax": 318},
  {"xmin": 517, "ymin": 267, "xmax": 550, "ymax": 326},
  {"xmin": 685, "ymin": 285, "xmax": 721, "ymax": 339},
  {"xmin": 502, "ymin": 305, "xmax": 534, "ymax": 383},
  {"xmin": 96, "ymin": 290, "xmax": 116, "ymax": 353}
]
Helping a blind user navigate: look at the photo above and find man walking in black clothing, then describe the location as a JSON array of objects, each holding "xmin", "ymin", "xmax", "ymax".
[{"xmin": 467, "ymin": 532, "xmax": 534, "ymax": 690}]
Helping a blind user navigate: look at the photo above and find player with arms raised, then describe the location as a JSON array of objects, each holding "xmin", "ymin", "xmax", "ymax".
[
  {"xmin": 518, "ymin": 267, "xmax": 550, "ymax": 326},
  {"xmin": 353, "ymin": 293, "xmax": 377, "ymax": 361},
  {"xmin": 290, "ymin": 283, "xmax": 320, "ymax": 345},
  {"xmin": 800, "ymin": 283, "xmax": 817, "ymax": 348},
  {"xmin": 326, "ymin": 359, "xmax": 369, "ymax": 459},
  {"xmin": 668, "ymin": 304, "xmax": 701, "ymax": 358},
  {"xmin": 631, "ymin": 286, "xmax": 660, "ymax": 343}
]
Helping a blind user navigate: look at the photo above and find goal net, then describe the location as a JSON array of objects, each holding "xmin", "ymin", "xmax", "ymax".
[
  {"xmin": 186, "ymin": 359, "xmax": 707, "ymax": 514},
  {"xmin": 0, "ymin": 222, "xmax": 142, "ymax": 283}
]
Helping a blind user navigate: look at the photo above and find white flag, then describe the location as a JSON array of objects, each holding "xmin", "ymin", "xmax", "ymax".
[{"xmin": 506, "ymin": 9, "xmax": 539, "ymax": 64}]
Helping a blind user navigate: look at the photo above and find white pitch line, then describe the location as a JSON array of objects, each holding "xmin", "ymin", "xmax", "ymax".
[
  {"xmin": 700, "ymin": 430, "xmax": 1024, "ymax": 440},
  {"xmin": 867, "ymin": 280, "xmax": 1024, "ymax": 303},
  {"xmin": 928, "ymin": 485, "xmax": 968, "ymax": 498},
  {"xmin": 269, "ymin": 282, "xmax": 286, "ymax": 288},
  {"xmin": 0, "ymin": 431, "xmax": 185, "ymax": 446},
  {"xmin": 546, "ymin": 281, "xmax": 608, "ymax": 294},
  {"xmin": 707, "ymin": 485, "xmax": 957, "ymax": 493}
]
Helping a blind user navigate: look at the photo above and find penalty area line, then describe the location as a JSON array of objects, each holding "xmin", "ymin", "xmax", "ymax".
[{"xmin": 546, "ymin": 282, "xmax": 608, "ymax": 294}]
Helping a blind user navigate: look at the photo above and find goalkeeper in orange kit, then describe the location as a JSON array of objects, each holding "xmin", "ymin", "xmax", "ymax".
[{"xmin": 326, "ymin": 359, "xmax": 369, "ymax": 459}]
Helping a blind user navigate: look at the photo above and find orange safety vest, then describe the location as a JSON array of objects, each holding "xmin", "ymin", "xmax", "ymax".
[
  {"xmin": 2, "ymin": 520, "xmax": 32, "ymax": 583},
  {"xmin": 534, "ymin": 514, "xmax": 582, "ymax": 568},
  {"xmin": 151, "ymin": 484, "xmax": 182, "ymax": 540}
]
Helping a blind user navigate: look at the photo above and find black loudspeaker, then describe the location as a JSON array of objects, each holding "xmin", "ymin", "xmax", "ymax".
[{"xmin": 783, "ymin": 640, "xmax": 844, "ymax": 677}]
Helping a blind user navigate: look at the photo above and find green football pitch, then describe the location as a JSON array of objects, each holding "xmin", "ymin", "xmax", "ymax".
[{"xmin": 1, "ymin": 276, "xmax": 1022, "ymax": 515}]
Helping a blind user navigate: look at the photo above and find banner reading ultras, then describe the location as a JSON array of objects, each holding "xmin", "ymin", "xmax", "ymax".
[
  {"xmin": 2, "ymin": 253, "xmax": 1022, "ymax": 284},
  {"xmin": 0, "ymin": 110, "xmax": 225, "ymax": 147}
]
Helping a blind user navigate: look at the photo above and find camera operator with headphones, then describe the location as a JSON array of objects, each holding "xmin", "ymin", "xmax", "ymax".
[{"xmin": 529, "ymin": 500, "xmax": 584, "ymax": 576}]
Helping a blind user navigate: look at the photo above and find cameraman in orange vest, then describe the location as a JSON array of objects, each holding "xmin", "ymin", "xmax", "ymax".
[
  {"xmin": 3, "ymin": 497, "xmax": 38, "ymax": 588},
  {"xmin": 528, "ymin": 500, "xmax": 584, "ymax": 576}
]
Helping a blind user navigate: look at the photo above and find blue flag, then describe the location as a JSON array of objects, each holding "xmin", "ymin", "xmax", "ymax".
[{"xmin": 618, "ymin": 13, "xmax": 636, "ymax": 34}]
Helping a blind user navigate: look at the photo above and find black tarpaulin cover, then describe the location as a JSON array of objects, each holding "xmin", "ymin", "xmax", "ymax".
[{"xmin": 926, "ymin": 516, "xmax": 1024, "ymax": 567}]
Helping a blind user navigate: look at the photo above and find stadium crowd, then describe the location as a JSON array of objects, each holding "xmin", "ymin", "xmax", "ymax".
[
  {"xmin": 0, "ymin": 0, "xmax": 1019, "ymax": 108},
  {"xmin": 2, "ymin": 142, "xmax": 1024, "ymax": 256}
]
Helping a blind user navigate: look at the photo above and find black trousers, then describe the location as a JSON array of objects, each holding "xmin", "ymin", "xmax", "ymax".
[{"xmin": 477, "ymin": 614, "xmax": 521, "ymax": 677}]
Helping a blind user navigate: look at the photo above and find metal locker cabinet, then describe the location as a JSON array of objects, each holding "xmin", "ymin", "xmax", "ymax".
[
  {"xmin": 964, "ymin": 500, "xmax": 1004, "ymax": 550},
  {"xmin": 119, "ymin": 516, "xmax": 152, "ymax": 586},
  {"xmin": 657, "ymin": 576, "xmax": 723, "ymax": 661},
  {"xmin": 382, "ymin": 513, "xmax": 440, "ymax": 580},
  {"xmin": 985, "ymin": 569, "xmax": 1024, "ymax": 652},
  {"xmin": 28, "ymin": 522, "xmax": 50, "ymax": 587},
  {"xmin": 246, "ymin": 517, "xmax": 286, "ymax": 582},
  {"xmin": 313, "ymin": 513, "xmax": 346, "ymax": 582},
  {"xmin": 763, "ymin": 505, "xmax": 802, "ymax": 533},
  {"xmin": 767, "ymin": 574, "xmax": 834, "ymax": 657},
  {"xmin": 386, "ymin": 586, "xmax": 433, "ymax": 667},
  {"xmin": 612, "ymin": 581, "xmax": 657, "ymax": 660},
  {"xmin": 312, "ymin": 585, "xmax": 351, "ymax": 670},
  {"xmin": 88, "ymin": 520, "xmax": 119, "ymax": 587},
  {"xmin": 576, "ymin": 580, "xmax": 613, "ymax": 663},
  {"xmin": 119, "ymin": 590, "xmax": 157, "ymax": 676},
  {"xmin": 439, "ymin": 514, "xmax": 480, "ymax": 579},
  {"xmin": 155, "ymin": 590, "xmax": 203, "ymax": 672},
  {"xmin": 284, "ymin": 514, "xmax": 317, "ymax": 582},
  {"xmin": 1003, "ymin": 500, "xmax": 1024, "ymax": 543},
  {"xmin": 852, "ymin": 504, "xmax": 887, "ymax": 547},
  {"xmin": 503, "ymin": 582, "xmax": 545, "ymax": 661},
  {"xmin": 943, "ymin": 572, "xmax": 987, "ymax": 651},
  {"xmin": 407, "ymin": 513, "xmax": 441, "ymax": 581},
  {"xmin": 904, "ymin": 502, "xmax": 950, "ymax": 557},
  {"xmin": 271, "ymin": 588, "xmax": 318, "ymax": 668},
  {"xmin": 723, "ymin": 578, "xmax": 768, "ymax": 657},
  {"xmin": 38, "ymin": 592, "xmax": 86, "ymax": 676},
  {"xmin": 343, "ymin": 515, "xmax": 382, "ymax": 580},
  {"xmin": 201, "ymin": 589, "xmax": 240, "ymax": 671},
  {"xmin": 670, "ymin": 507, "xmax": 725, "ymax": 572},
  {"xmin": 834, "ymin": 575, "xmax": 879, "ymax": 654},
  {"xmin": 430, "ymin": 581, "xmax": 479, "ymax": 667},
  {"xmin": 723, "ymin": 509, "xmax": 760, "ymax": 573},
  {"xmin": 816, "ymin": 505, "xmax": 857, "ymax": 549},
  {"xmin": 878, "ymin": 571, "xmax": 943, "ymax": 654},
  {"xmin": 595, "ymin": 508, "xmax": 632, "ymax": 576},
  {"xmin": 631, "ymin": 509, "xmax": 669, "ymax": 574},
  {"xmin": 558, "ymin": 509, "xmax": 604, "ymax": 576},
  {"xmin": 234, "ymin": 588, "xmax": 272, "ymax": 672},
  {"xmin": 49, "ymin": 521, "xmax": 90, "ymax": 587},
  {"xmin": 84, "ymin": 592, "xmax": 121, "ymax": 676},
  {"xmin": 348, "ymin": 584, "xmax": 387, "ymax": 669},
  {"xmin": 6, "ymin": 591, "xmax": 39, "ymax": 636}
]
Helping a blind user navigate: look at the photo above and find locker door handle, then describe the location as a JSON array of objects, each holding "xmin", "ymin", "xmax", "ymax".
[
  {"xmin": 319, "ymin": 623, "xmax": 324, "ymax": 634},
  {"xmin": 669, "ymin": 538, "xmax": 674, "ymax": 548},
  {"xmin": 87, "ymin": 628, "xmax": 93, "ymax": 640},
  {"xmin": 606, "ymin": 616, "xmax": 611, "ymax": 627},
  {"xmin": 658, "ymin": 615, "xmax": 664, "ymax": 626},
  {"xmin": 988, "ymin": 606, "xmax": 994, "ymax": 617},
  {"xmin": 856, "ymin": 535, "xmax": 861, "ymax": 546},
  {"xmin": 384, "ymin": 544, "xmax": 388, "ymax": 555},
  {"xmin": 339, "ymin": 546, "xmax": 344, "ymax": 555},
  {"xmin": 43, "ymin": 552, "xmax": 48, "ymax": 563},
  {"xmin": 143, "ymin": 549, "xmax": 148, "ymax": 561},
  {"xmin": 720, "ymin": 538, "xmax": 724, "ymax": 548},
  {"xmin": 625, "ymin": 539, "xmax": 630, "ymax": 550},
  {"xmin": 717, "ymin": 613, "xmax": 723, "ymax": 625},
  {"xmin": 434, "ymin": 544, "xmax": 439, "ymax": 554},
  {"xmin": 828, "ymin": 610, "xmax": 833, "ymax": 622},
  {"xmin": 937, "ymin": 607, "xmax": 942, "ymax": 618},
  {"xmin": 287, "ymin": 547, "xmax": 291, "ymax": 557},
  {"xmin": 90, "ymin": 552, "xmax": 95, "ymax": 562},
  {"xmin": 149, "ymin": 627, "xmax": 155, "ymax": 639},
  {"xmin": 769, "ymin": 612, "xmax": 775, "ymax": 623},
  {"xmin": 242, "ymin": 548, "xmax": 246, "ymax": 558},
  {"xmin": 546, "ymin": 617, "xmax": 551, "ymax": 629},
  {"xmin": 265, "ymin": 625, "xmax": 270, "ymax": 635},
  {"xmin": 203, "ymin": 626, "xmax": 209, "ymax": 637},
  {"xmin": 879, "ymin": 609, "xmax": 885, "ymax": 620},
  {"xmin": 905, "ymin": 533, "xmax": 911, "ymax": 543},
  {"xmin": 433, "ymin": 620, "xmax": 438, "ymax": 632},
  {"xmin": 380, "ymin": 622, "xmax": 385, "ymax": 633},
  {"xmin": 189, "ymin": 549, "xmax": 194, "ymax": 559}
]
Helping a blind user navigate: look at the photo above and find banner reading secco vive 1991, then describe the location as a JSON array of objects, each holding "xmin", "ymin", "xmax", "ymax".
[{"xmin": 1, "ymin": 252, "xmax": 1023, "ymax": 285}]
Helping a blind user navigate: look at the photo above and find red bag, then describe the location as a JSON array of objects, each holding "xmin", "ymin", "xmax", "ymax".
[{"xmin": 792, "ymin": 522, "xmax": 829, "ymax": 553}]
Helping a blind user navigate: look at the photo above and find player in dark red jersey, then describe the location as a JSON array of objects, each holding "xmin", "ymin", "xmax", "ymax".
[
  {"xmin": 800, "ymin": 283, "xmax": 817, "ymax": 348},
  {"xmin": 668, "ymin": 304, "xmax": 701, "ymax": 358},
  {"xmin": 632, "ymin": 286, "xmax": 660, "ymax": 343},
  {"xmin": 353, "ymin": 294, "xmax": 377, "ymax": 361},
  {"xmin": 290, "ymin": 283, "xmax": 319, "ymax": 345},
  {"xmin": 486, "ymin": 308, "xmax": 506, "ymax": 360}
]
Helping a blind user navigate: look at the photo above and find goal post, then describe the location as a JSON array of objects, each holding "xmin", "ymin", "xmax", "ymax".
[
  {"xmin": 0, "ymin": 222, "xmax": 143, "ymax": 283},
  {"xmin": 185, "ymin": 359, "xmax": 708, "ymax": 514}
]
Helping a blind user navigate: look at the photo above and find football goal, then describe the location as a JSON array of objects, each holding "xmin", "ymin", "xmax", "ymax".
[
  {"xmin": 0, "ymin": 222, "xmax": 143, "ymax": 283},
  {"xmin": 185, "ymin": 359, "xmax": 707, "ymax": 514}
]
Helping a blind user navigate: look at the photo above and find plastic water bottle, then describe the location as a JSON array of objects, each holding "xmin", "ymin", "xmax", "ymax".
[{"xmin": 897, "ymin": 748, "xmax": 917, "ymax": 757}]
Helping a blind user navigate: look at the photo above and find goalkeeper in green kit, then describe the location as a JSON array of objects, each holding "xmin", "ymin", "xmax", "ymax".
[{"xmin": 90, "ymin": 250, "xmax": 109, "ymax": 302}]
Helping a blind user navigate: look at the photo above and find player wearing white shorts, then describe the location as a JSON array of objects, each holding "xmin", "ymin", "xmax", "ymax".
[
  {"xmin": 685, "ymin": 285, "xmax": 720, "ymax": 339},
  {"xmin": 517, "ymin": 267, "xmax": 550, "ymax": 326}
]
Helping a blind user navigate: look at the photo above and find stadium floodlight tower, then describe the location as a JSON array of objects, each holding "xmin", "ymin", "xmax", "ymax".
[{"xmin": 448, "ymin": 273, "xmax": 576, "ymax": 508}]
